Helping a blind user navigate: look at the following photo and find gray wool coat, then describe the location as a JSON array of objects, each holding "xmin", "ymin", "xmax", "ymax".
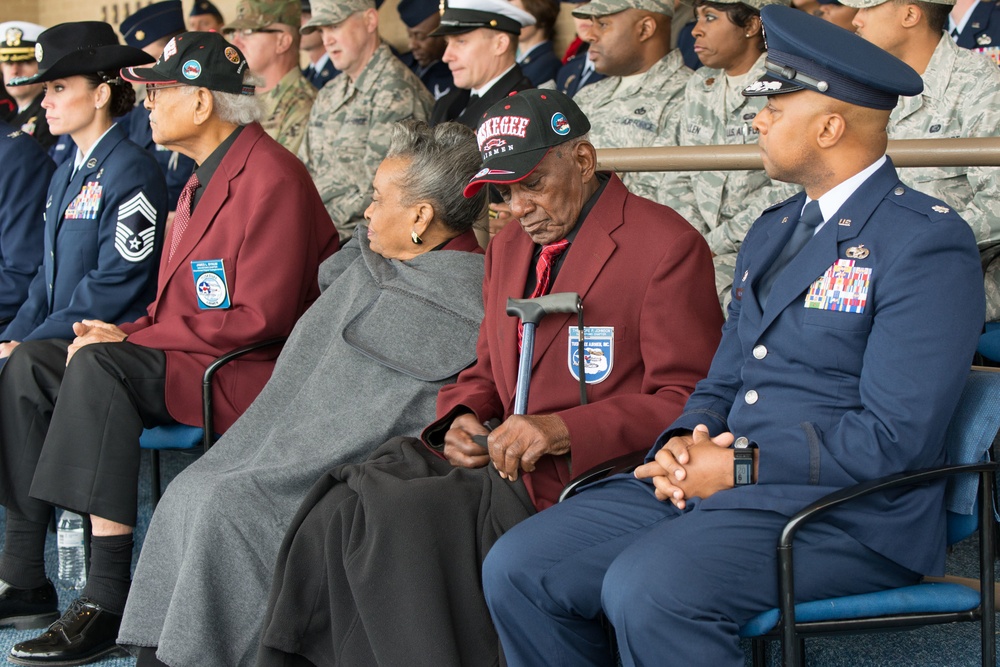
[{"xmin": 118, "ymin": 228, "xmax": 485, "ymax": 667}]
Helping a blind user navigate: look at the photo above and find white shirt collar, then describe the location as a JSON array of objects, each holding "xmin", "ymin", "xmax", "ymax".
[
  {"xmin": 73, "ymin": 124, "xmax": 117, "ymax": 175},
  {"xmin": 810, "ymin": 155, "xmax": 887, "ymax": 233},
  {"xmin": 949, "ymin": 0, "xmax": 980, "ymax": 36},
  {"xmin": 313, "ymin": 51, "xmax": 331, "ymax": 70},
  {"xmin": 471, "ymin": 64, "xmax": 516, "ymax": 97}
]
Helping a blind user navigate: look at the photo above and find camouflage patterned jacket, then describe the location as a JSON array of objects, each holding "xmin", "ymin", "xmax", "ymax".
[
  {"xmin": 260, "ymin": 67, "xmax": 317, "ymax": 155},
  {"xmin": 298, "ymin": 43, "xmax": 433, "ymax": 241},
  {"xmin": 887, "ymin": 34, "xmax": 1000, "ymax": 319},
  {"xmin": 573, "ymin": 49, "xmax": 692, "ymax": 204},
  {"xmin": 661, "ymin": 54, "xmax": 797, "ymax": 300}
]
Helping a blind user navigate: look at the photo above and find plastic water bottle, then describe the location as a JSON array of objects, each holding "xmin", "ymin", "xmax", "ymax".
[{"xmin": 56, "ymin": 511, "xmax": 86, "ymax": 589}]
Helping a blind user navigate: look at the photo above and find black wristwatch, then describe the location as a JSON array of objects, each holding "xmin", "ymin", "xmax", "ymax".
[{"xmin": 733, "ymin": 436, "xmax": 757, "ymax": 486}]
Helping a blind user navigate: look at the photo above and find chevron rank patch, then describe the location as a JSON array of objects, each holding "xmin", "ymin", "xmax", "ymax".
[{"xmin": 116, "ymin": 192, "xmax": 157, "ymax": 263}]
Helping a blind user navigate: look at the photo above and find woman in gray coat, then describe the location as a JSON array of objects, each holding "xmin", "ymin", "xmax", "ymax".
[{"xmin": 119, "ymin": 120, "xmax": 488, "ymax": 667}]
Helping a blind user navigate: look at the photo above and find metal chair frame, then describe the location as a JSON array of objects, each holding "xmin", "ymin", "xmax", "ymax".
[{"xmin": 146, "ymin": 337, "xmax": 286, "ymax": 504}]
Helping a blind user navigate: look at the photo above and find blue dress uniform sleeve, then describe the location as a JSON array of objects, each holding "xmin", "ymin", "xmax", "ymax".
[
  {"xmin": 0, "ymin": 126, "xmax": 55, "ymax": 323},
  {"xmin": 3, "ymin": 130, "xmax": 167, "ymax": 343}
]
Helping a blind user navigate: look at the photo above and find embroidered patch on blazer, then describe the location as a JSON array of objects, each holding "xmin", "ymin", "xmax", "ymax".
[
  {"xmin": 804, "ymin": 259, "xmax": 871, "ymax": 314},
  {"xmin": 115, "ymin": 192, "xmax": 157, "ymax": 262},
  {"xmin": 568, "ymin": 326, "xmax": 614, "ymax": 384}
]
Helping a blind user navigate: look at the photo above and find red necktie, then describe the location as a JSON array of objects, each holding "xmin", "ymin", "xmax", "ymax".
[
  {"xmin": 518, "ymin": 239, "xmax": 570, "ymax": 350},
  {"xmin": 169, "ymin": 172, "xmax": 200, "ymax": 263}
]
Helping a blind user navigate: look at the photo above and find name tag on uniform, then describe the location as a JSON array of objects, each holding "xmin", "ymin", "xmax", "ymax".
[
  {"xmin": 192, "ymin": 259, "xmax": 231, "ymax": 309},
  {"xmin": 64, "ymin": 182, "xmax": 103, "ymax": 220},
  {"xmin": 804, "ymin": 259, "xmax": 871, "ymax": 313},
  {"xmin": 567, "ymin": 326, "xmax": 614, "ymax": 384}
]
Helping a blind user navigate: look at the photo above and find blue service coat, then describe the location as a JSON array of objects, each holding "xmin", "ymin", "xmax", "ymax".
[
  {"xmin": 519, "ymin": 41, "xmax": 561, "ymax": 87},
  {"xmin": 658, "ymin": 159, "xmax": 984, "ymax": 576},
  {"xmin": 303, "ymin": 59, "xmax": 339, "ymax": 90},
  {"xmin": 955, "ymin": 0, "xmax": 1000, "ymax": 65},
  {"xmin": 1, "ymin": 123, "xmax": 167, "ymax": 343},
  {"xmin": 555, "ymin": 44, "xmax": 606, "ymax": 98},
  {"xmin": 0, "ymin": 122, "xmax": 54, "ymax": 324},
  {"xmin": 400, "ymin": 53, "xmax": 454, "ymax": 100},
  {"xmin": 125, "ymin": 105, "xmax": 196, "ymax": 211}
]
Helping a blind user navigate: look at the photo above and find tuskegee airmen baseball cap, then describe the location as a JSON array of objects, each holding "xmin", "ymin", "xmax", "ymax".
[
  {"xmin": 120, "ymin": 31, "xmax": 255, "ymax": 96},
  {"xmin": 464, "ymin": 89, "xmax": 591, "ymax": 197}
]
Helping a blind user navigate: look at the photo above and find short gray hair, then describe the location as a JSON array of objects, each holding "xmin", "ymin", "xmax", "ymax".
[
  {"xmin": 385, "ymin": 120, "xmax": 486, "ymax": 233},
  {"xmin": 179, "ymin": 71, "xmax": 265, "ymax": 125}
]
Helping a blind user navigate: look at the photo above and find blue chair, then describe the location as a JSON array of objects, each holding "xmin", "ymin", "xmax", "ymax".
[
  {"xmin": 977, "ymin": 322, "xmax": 1000, "ymax": 364},
  {"xmin": 742, "ymin": 367, "xmax": 1000, "ymax": 666},
  {"xmin": 560, "ymin": 367, "xmax": 1000, "ymax": 667},
  {"xmin": 139, "ymin": 338, "xmax": 286, "ymax": 506}
]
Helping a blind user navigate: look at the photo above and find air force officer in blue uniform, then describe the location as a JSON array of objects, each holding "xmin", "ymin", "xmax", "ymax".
[
  {"xmin": 482, "ymin": 7, "xmax": 986, "ymax": 666},
  {"xmin": 0, "ymin": 23, "xmax": 166, "ymax": 359}
]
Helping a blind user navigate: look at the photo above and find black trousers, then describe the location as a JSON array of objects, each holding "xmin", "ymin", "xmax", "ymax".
[{"xmin": 0, "ymin": 339, "xmax": 172, "ymax": 526}]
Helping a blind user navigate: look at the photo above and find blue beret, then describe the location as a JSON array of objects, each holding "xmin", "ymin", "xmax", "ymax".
[
  {"xmin": 189, "ymin": 0, "xmax": 224, "ymax": 19},
  {"xmin": 397, "ymin": 0, "xmax": 439, "ymax": 28},
  {"xmin": 121, "ymin": 1, "xmax": 185, "ymax": 48},
  {"xmin": 743, "ymin": 5, "xmax": 922, "ymax": 110}
]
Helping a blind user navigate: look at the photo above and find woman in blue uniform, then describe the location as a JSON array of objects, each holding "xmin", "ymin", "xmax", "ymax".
[{"xmin": 0, "ymin": 21, "xmax": 167, "ymax": 360}]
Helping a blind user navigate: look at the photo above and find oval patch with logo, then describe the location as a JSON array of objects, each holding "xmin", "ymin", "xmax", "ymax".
[{"xmin": 224, "ymin": 47, "xmax": 241, "ymax": 64}]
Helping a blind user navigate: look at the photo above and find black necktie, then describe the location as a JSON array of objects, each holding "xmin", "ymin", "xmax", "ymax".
[{"xmin": 756, "ymin": 199, "xmax": 824, "ymax": 307}]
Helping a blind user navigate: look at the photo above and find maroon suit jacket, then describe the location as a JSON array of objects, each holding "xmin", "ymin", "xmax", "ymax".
[
  {"xmin": 424, "ymin": 174, "xmax": 724, "ymax": 509},
  {"xmin": 120, "ymin": 123, "xmax": 339, "ymax": 433}
]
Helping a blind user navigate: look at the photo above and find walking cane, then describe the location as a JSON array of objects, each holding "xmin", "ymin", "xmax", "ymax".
[
  {"xmin": 471, "ymin": 292, "xmax": 586, "ymax": 449},
  {"xmin": 506, "ymin": 292, "xmax": 586, "ymax": 414}
]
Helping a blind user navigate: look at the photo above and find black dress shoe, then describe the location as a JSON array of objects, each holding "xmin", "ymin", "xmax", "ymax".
[
  {"xmin": 8, "ymin": 597, "xmax": 126, "ymax": 666},
  {"xmin": 0, "ymin": 579, "xmax": 59, "ymax": 630}
]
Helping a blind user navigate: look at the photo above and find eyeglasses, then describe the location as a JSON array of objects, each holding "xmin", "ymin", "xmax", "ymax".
[
  {"xmin": 225, "ymin": 28, "xmax": 285, "ymax": 38},
  {"xmin": 145, "ymin": 83, "xmax": 188, "ymax": 103}
]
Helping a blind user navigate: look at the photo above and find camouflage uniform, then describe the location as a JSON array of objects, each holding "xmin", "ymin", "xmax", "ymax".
[
  {"xmin": 260, "ymin": 66, "xmax": 317, "ymax": 155},
  {"xmin": 299, "ymin": 43, "xmax": 433, "ymax": 241},
  {"xmin": 573, "ymin": 49, "xmax": 692, "ymax": 204},
  {"xmin": 886, "ymin": 35, "xmax": 1000, "ymax": 319},
  {"xmin": 662, "ymin": 53, "xmax": 797, "ymax": 301}
]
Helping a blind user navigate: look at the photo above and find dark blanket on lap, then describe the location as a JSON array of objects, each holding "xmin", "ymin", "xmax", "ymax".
[{"xmin": 256, "ymin": 436, "xmax": 536, "ymax": 667}]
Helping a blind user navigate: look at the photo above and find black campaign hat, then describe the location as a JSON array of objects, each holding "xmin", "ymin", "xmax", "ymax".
[
  {"xmin": 121, "ymin": 31, "xmax": 254, "ymax": 96},
  {"xmin": 120, "ymin": 1, "xmax": 186, "ymax": 49},
  {"xmin": 464, "ymin": 89, "xmax": 591, "ymax": 197},
  {"xmin": 743, "ymin": 5, "xmax": 922, "ymax": 110},
  {"xmin": 9, "ymin": 22, "xmax": 153, "ymax": 86}
]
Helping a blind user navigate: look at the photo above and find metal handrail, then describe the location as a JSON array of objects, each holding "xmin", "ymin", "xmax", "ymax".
[{"xmin": 595, "ymin": 136, "xmax": 1000, "ymax": 172}]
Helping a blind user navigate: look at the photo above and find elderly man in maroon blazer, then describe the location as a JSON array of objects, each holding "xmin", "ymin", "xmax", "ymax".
[
  {"xmin": 257, "ymin": 89, "xmax": 722, "ymax": 667},
  {"xmin": 0, "ymin": 33, "xmax": 337, "ymax": 667}
]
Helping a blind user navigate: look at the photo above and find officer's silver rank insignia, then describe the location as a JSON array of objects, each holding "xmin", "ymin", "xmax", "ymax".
[
  {"xmin": 568, "ymin": 326, "xmax": 614, "ymax": 385},
  {"xmin": 845, "ymin": 245, "xmax": 869, "ymax": 260},
  {"xmin": 932, "ymin": 205, "xmax": 950, "ymax": 214}
]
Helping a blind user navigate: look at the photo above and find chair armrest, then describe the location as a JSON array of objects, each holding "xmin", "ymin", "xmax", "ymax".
[
  {"xmin": 774, "ymin": 461, "xmax": 998, "ymax": 666},
  {"xmin": 201, "ymin": 337, "xmax": 287, "ymax": 451},
  {"xmin": 778, "ymin": 462, "xmax": 997, "ymax": 549},
  {"xmin": 558, "ymin": 448, "xmax": 648, "ymax": 503}
]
